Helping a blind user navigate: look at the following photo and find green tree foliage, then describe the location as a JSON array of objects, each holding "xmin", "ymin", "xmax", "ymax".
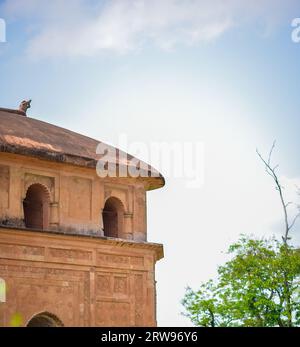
[
  {"xmin": 182, "ymin": 236, "xmax": 300, "ymax": 326},
  {"xmin": 183, "ymin": 144, "xmax": 300, "ymax": 327}
]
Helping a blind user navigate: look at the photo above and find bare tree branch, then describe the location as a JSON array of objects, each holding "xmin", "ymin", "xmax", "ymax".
[
  {"xmin": 256, "ymin": 141, "xmax": 299, "ymax": 245},
  {"xmin": 289, "ymin": 212, "xmax": 300, "ymax": 231},
  {"xmin": 267, "ymin": 140, "xmax": 276, "ymax": 166}
]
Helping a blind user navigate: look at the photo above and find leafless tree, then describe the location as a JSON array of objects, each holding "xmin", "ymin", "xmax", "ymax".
[{"xmin": 256, "ymin": 141, "xmax": 300, "ymax": 245}]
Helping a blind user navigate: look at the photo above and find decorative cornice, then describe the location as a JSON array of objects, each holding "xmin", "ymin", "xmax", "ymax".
[{"xmin": 0, "ymin": 225, "xmax": 164, "ymax": 261}]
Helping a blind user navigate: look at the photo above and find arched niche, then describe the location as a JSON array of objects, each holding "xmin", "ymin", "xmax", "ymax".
[
  {"xmin": 26, "ymin": 312, "xmax": 63, "ymax": 327},
  {"xmin": 102, "ymin": 197, "xmax": 125, "ymax": 238},
  {"xmin": 23, "ymin": 183, "xmax": 50, "ymax": 230}
]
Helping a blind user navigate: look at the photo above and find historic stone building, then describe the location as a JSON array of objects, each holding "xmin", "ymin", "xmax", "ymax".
[{"xmin": 0, "ymin": 103, "xmax": 164, "ymax": 327}]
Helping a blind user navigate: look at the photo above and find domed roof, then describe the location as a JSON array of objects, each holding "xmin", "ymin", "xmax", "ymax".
[{"xmin": 0, "ymin": 107, "xmax": 165, "ymax": 190}]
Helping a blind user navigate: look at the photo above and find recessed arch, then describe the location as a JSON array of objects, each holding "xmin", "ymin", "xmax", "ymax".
[
  {"xmin": 23, "ymin": 183, "xmax": 50, "ymax": 230},
  {"xmin": 102, "ymin": 197, "xmax": 125, "ymax": 238},
  {"xmin": 26, "ymin": 312, "xmax": 63, "ymax": 327}
]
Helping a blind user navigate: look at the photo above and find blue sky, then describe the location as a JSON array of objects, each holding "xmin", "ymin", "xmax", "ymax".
[{"xmin": 1, "ymin": 0, "xmax": 300, "ymax": 326}]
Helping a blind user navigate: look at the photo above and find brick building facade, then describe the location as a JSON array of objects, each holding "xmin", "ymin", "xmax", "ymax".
[{"xmin": 0, "ymin": 106, "xmax": 164, "ymax": 327}]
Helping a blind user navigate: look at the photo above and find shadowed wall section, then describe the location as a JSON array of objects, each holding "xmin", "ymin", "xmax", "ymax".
[
  {"xmin": 23, "ymin": 184, "xmax": 50, "ymax": 230},
  {"xmin": 103, "ymin": 197, "xmax": 125, "ymax": 238},
  {"xmin": 27, "ymin": 312, "xmax": 63, "ymax": 327}
]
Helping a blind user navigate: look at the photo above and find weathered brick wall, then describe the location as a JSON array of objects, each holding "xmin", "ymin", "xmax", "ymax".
[
  {"xmin": 0, "ymin": 228, "xmax": 162, "ymax": 327},
  {"xmin": 0, "ymin": 153, "xmax": 147, "ymax": 241}
]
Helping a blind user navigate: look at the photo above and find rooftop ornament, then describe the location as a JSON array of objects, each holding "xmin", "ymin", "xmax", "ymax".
[{"xmin": 18, "ymin": 99, "xmax": 31, "ymax": 115}]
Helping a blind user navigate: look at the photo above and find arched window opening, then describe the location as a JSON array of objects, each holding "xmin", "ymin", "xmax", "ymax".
[
  {"xmin": 23, "ymin": 184, "xmax": 50, "ymax": 230},
  {"xmin": 26, "ymin": 312, "xmax": 63, "ymax": 327},
  {"xmin": 0, "ymin": 278, "xmax": 6, "ymax": 303},
  {"xmin": 102, "ymin": 197, "xmax": 124, "ymax": 238}
]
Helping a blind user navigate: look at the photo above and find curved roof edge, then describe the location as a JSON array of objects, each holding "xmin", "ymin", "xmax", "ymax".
[{"xmin": 0, "ymin": 107, "xmax": 165, "ymax": 191}]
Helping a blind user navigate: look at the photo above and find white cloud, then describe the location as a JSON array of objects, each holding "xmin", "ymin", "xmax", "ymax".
[{"xmin": 2, "ymin": 0, "xmax": 299, "ymax": 59}]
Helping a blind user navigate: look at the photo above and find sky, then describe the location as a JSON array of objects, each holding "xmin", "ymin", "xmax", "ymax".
[{"xmin": 1, "ymin": 0, "xmax": 300, "ymax": 326}]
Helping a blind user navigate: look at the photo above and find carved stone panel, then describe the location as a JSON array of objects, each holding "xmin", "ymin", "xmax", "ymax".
[
  {"xmin": 96, "ymin": 273, "xmax": 129, "ymax": 299},
  {"xmin": 48, "ymin": 248, "xmax": 93, "ymax": 264},
  {"xmin": 97, "ymin": 253, "xmax": 130, "ymax": 266},
  {"xmin": 0, "ymin": 243, "xmax": 45, "ymax": 261},
  {"xmin": 96, "ymin": 252, "xmax": 144, "ymax": 269},
  {"xmin": 114, "ymin": 276, "xmax": 128, "ymax": 296},
  {"xmin": 95, "ymin": 301, "xmax": 130, "ymax": 327},
  {"xmin": 68, "ymin": 177, "xmax": 92, "ymax": 221},
  {"xmin": 0, "ymin": 165, "xmax": 9, "ymax": 210},
  {"xmin": 134, "ymin": 274, "xmax": 144, "ymax": 326},
  {"xmin": 96, "ymin": 273, "xmax": 112, "ymax": 297}
]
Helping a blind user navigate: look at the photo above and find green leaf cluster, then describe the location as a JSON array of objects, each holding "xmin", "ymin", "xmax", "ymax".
[{"xmin": 182, "ymin": 236, "xmax": 300, "ymax": 327}]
